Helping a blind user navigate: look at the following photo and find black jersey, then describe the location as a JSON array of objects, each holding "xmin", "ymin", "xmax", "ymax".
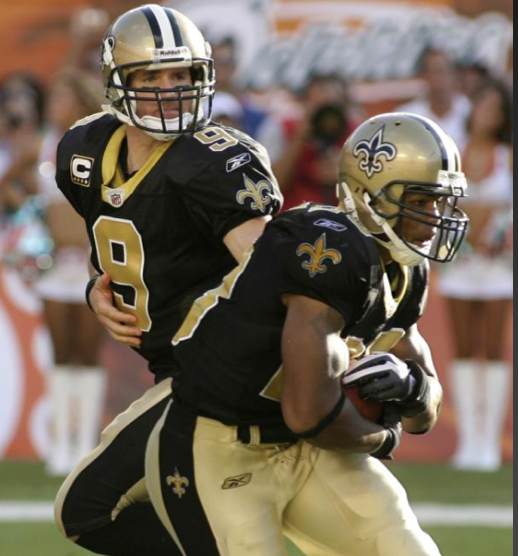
[
  {"xmin": 171, "ymin": 204, "xmax": 429, "ymax": 429},
  {"xmin": 55, "ymin": 112, "xmax": 282, "ymax": 376}
]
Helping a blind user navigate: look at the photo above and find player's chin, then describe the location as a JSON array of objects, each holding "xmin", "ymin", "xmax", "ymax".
[
  {"xmin": 152, "ymin": 110, "xmax": 180, "ymax": 120},
  {"xmin": 409, "ymin": 235, "xmax": 435, "ymax": 252}
]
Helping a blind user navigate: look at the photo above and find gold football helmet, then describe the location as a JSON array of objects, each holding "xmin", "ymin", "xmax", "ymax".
[
  {"xmin": 101, "ymin": 4, "xmax": 214, "ymax": 139},
  {"xmin": 338, "ymin": 112, "xmax": 469, "ymax": 265}
]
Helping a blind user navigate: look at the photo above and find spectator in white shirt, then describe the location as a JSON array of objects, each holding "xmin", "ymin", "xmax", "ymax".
[{"xmin": 398, "ymin": 47, "xmax": 471, "ymax": 149}]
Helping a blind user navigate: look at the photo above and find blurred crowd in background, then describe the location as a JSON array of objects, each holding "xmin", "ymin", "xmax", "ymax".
[{"xmin": 0, "ymin": 1, "xmax": 512, "ymax": 475}]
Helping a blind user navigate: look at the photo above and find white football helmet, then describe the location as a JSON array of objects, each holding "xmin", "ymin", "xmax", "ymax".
[
  {"xmin": 101, "ymin": 4, "xmax": 215, "ymax": 140},
  {"xmin": 338, "ymin": 112, "xmax": 469, "ymax": 265}
]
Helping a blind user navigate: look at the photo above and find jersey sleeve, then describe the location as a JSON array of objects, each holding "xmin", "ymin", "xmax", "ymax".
[
  {"xmin": 54, "ymin": 132, "xmax": 85, "ymax": 217},
  {"xmin": 272, "ymin": 224, "xmax": 372, "ymax": 326},
  {"xmin": 182, "ymin": 139, "xmax": 283, "ymax": 240}
]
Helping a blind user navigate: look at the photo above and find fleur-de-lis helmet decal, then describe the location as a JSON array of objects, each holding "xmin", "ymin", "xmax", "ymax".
[
  {"xmin": 337, "ymin": 112, "xmax": 469, "ymax": 266},
  {"xmin": 352, "ymin": 126, "xmax": 397, "ymax": 178}
]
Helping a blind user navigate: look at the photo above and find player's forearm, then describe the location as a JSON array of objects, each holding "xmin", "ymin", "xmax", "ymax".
[
  {"xmin": 401, "ymin": 376, "xmax": 442, "ymax": 434},
  {"xmin": 223, "ymin": 216, "xmax": 270, "ymax": 263},
  {"xmin": 281, "ymin": 371, "xmax": 390, "ymax": 452},
  {"xmin": 280, "ymin": 295, "xmax": 390, "ymax": 453},
  {"xmin": 303, "ymin": 397, "xmax": 391, "ymax": 453},
  {"xmin": 281, "ymin": 331, "xmax": 387, "ymax": 453},
  {"xmin": 392, "ymin": 325, "xmax": 443, "ymax": 433}
]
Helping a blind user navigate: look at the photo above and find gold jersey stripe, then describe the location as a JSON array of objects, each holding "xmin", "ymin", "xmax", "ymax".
[{"xmin": 172, "ymin": 249, "xmax": 254, "ymax": 346}]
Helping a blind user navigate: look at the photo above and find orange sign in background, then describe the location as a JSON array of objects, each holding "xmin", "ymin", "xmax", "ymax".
[{"xmin": 0, "ymin": 0, "xmax": 512, "ymax": 83}]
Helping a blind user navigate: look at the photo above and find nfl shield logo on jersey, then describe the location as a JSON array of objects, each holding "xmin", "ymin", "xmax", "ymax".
[{"xmin": 108, "ymin": 189, "xmax": 124, "ymax": 207}]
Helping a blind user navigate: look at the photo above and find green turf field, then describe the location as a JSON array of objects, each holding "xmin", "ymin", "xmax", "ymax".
[{"xmin": 0, "ymin": 461, "xmax": 512, "ymax": 556}]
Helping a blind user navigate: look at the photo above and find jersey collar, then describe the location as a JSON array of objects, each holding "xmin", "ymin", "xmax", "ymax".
[{"xmin": 101, "ymin": 125, "xmax": 173, "ymax": 207}]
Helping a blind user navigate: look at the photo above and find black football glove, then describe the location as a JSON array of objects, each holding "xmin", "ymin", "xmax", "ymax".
[
  {"xmin": 370, "ymin": 404, "xmax": 402, "ymax": 460},
  {"xmin": 343, "ymin": 353, "xmax": 431, "ymax": 417}
]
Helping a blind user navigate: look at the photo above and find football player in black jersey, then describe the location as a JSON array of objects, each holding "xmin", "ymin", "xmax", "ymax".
[
  {"xmin": 145, "ymin": 113, "xmax": 469, "ymax": 555},
  {"xmin": 53, "ymin": 5, "xmax": 282, "ymax": 555}
]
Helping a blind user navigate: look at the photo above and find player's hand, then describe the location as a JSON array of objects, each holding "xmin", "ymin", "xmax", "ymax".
[
  {"xmin": 89, "ymin": 273, "xmax": 142, "ymax": 347},
  {"xmin": 344, "ymin": 354, "xmax": 431, "ymax": 418},
  {"xmin": 343, "ymin": 353, "xmax": 413, "ymax": 402}
]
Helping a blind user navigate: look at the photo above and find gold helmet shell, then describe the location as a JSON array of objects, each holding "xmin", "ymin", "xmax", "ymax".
[
  {"xmin": 338, "ymin": 112, "xmax": 469, "ymax": 265},
  {"xmin": 101, "ymin": 4, "xmax": 214, "ymax": 139}
]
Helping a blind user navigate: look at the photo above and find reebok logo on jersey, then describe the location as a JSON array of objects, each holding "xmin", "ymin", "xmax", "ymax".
[
  {"xmin": 236, "ymin": 174, "xmax": 272, "ymax": 213},
  {"xmin": 221, "ymin": 473, "xmax": 252, "ymax": 490},
  {"xmin": 226, "ymin": 152, "xmax": 252, "ymax": 173},
  {"xmin": 70, "ymin": 155, "xmax": 94, "ymax": 187},
  {"xmin": 314, "ymin": 219, "xmax": 347, "ymax": 232}
]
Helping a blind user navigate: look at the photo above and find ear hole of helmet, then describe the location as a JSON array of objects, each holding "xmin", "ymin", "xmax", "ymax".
[
  {"xmin": 190, "ymin": 66, "xmax": 204, "ymax": 85},
  {"xmin": 369, "ymin": 185, "xmax": 402, "ymax": 222}
]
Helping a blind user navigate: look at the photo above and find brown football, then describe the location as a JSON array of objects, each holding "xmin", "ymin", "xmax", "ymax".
[{"xmin": 343, "ymin": 384, "xmax": 383, "ymax": 423}]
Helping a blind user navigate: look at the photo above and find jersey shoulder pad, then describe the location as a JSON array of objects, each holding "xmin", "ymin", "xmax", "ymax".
[
  {"xmin": 186, "ymin": 124, "xmax": 274, "ymax": 175},
  {"xmin": 69, "ymin": 111, "xmax": 108, "ymax": 130},
  {"xmin": 164, "ymin": 124, "xmax": 273, "ymax": 183},
  {"xmin": 275, "ymin": 204, "xmax": 379, "ymax": 265},
  {"xmin": 55, "ymin": 113, "xmax": 118, "ymax": 215},
  {"xmin": 269, "ymin": 206, "xmax": 379, "ymax": 320},
  {"xmin": 171, "ymin": 125, "xmax": 282, "ymax": 239},
  {"xmin": 57, "ymin": 112, "xmax": 119, "ymax": 166}
]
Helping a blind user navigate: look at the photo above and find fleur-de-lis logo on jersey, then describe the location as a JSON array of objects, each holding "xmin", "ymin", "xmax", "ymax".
[
  {"xmin": 296, "ymin": 233, "xmax": 342, "ymax": 278},
  {"xmin": 166, "ymin": 468, "xmax": 189, "ymax": 499},
  {"xmin": 353, "ymin": 126, "xmax": 397, "ymax": 178},
  {"xmin": 236, "ymin": 174, "xmax": 272, "ymax": 213}
]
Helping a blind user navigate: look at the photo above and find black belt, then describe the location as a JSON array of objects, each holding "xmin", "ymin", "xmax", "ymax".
[
  {"xmin": 236, "ymin": 423, "xmax": 298, "ymax": 444},
  {"xmin": 171, "ymin": 393, "xmax": 298, "ymax": 445}
]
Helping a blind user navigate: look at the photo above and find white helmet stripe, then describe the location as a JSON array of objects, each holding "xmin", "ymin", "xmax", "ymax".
[{"xmin": 148, "ymin": 4, "xmax": 176, "ymax": 49}]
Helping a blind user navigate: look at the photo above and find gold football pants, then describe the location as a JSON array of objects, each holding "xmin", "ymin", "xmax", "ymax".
[{"xmin": 146, "ymin": 400, "xmax": 441, "ymax": 556}]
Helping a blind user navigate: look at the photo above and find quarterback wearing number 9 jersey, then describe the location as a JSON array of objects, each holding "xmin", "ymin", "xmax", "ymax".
[
  {"xmin": 53, "ymin": 5, "xmax": 281, "ymax": 556},
  {"xmin": 55, "ymin": 114, "xmax": 280, "ymax": 372}
]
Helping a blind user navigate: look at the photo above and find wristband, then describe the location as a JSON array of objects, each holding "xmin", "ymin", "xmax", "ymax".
[
  {"xmin": 296, "ymin": 391, "xmax": 346, "ymax": 439},
  {"xmin": 85, "ymin": 275, "xmax": 100, "ymax": 311},
  {"xmin": 370, "ymin": 425, "xmax": 401, "ymax": 460},
  {"xmin": 398, "ymin": 360, "xmax": 431, "ymax": 417}
]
